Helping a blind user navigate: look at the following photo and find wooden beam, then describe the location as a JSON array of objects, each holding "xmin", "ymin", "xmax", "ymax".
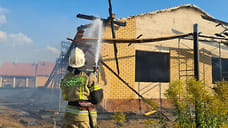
[
  {"xmin": 199, "ymin": 34, "xmax": 228, "ymax": 41},
  {"xmin": 67, "ymin": 33, "xmax": 193, "ymax": 43}
]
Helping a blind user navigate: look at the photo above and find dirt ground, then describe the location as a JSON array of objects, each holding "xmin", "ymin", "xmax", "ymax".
[
  {"xmin": 0, "ymin": 106, "xmax": 54, "ymax": 128},
  {"xmin": 0, "ymin": 106, "xmax": 169, "ymax": 128},
  {"xmin": 98, "ymin": 120, "xmax": 146, "ymax": 128},
  {"xmin": 0, "ymin": 89, "xmax": 173, "ymax": 128},
  {"xmin": 0, "ymin": 106, "xmax": 142, "ymax": 128}
]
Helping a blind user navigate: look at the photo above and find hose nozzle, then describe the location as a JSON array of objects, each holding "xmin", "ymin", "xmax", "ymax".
[{"xmin": 93, "ymin": 63, "xmax": 99, "ymax": 73}]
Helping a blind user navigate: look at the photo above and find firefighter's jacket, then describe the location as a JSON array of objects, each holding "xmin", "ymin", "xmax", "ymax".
[{"xmin": 60, "ymin": 71, "xmax": 103, "ymax": 122}]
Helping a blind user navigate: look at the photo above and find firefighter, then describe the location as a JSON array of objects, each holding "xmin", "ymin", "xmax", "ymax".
[{"xmin": 61, "ymin": 47, "xmax": 103, "ymax": 128}]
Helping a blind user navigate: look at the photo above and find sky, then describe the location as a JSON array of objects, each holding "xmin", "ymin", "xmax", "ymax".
[{"xmin": 0, "ymin": 0, "xmax": 227, "ymax": 64}]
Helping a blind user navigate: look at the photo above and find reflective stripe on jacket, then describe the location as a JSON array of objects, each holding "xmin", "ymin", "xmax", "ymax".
[
  {"xmin": 89, "ymin": 84, "xmax": 102, "ymax": 92},
  {"xmin": 66, "ymin": 105, "xmax": 97, "ymax": 116}
]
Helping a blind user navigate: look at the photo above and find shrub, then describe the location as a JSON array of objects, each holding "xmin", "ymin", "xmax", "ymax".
[
  {"xmin": 112, "ymin": 112, "xmax": 126, "ymax": 127},
  {"xmin": 165, "ymin": 78, "xmax": 228, "ymax": 128}
]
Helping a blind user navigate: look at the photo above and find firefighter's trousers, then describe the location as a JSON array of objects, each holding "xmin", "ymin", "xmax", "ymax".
[{"xmin": 63, "ymin": 105, "xmax": 97, "ymax": 128}]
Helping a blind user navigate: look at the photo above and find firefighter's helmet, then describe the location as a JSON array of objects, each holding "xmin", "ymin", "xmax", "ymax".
[{"xmin": 69, "ymin": 47, "xmax": 85, "ymax": 68}]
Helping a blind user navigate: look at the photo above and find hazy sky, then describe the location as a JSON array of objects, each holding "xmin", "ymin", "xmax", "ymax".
[{"xmin": 0, "ymin": 0, "xmax": 227, "ymax": 64}]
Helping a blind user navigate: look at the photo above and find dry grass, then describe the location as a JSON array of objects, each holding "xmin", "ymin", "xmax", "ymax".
[
  {"xmin": 0, "ymin": 106, "xmax": 167, "ymax": 128},
  {"xmin": 0, "ymin": 106, "xmax": 60, "ymax": 128},
  {"xmin": 0, "ymin": 106, "xmax": 25, "ymax": 128}
]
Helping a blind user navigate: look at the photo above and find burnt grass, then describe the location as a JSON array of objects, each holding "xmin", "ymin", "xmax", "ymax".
[{"xmin": 0, "ymin": 88, "xmax": 173, "ymax": 128}]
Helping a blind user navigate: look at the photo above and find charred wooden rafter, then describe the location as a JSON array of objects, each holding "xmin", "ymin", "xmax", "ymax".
[
  {"xmin": 67, "ymin": 33, "xmax": 193, "ymax": 43},
  {"xmin": 77, "ymin": 14, "xmax": 126, "ymax": 27}
]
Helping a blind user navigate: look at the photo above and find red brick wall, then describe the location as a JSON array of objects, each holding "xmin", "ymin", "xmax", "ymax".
[{"xmin": 97, "ymin": 99, "xmax": 173, "ymax": 112}]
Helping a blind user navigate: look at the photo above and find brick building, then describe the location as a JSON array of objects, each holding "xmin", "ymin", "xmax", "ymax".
[
  {"xmin": 98, "ymin": 4, "xmax": 228, "ymax": 112},
  {"xmin": 0, "ymin": 61, "xmax": 55, "ymax": 88},
  {"xmin": 36, "ymin": 61, "xmax": 56, "ymax": 88}
]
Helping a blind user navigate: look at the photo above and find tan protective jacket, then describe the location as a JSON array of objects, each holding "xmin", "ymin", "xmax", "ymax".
[
  {"xmin": 61, "ymin": 71, "xmax": 101, "ymax": 101},
  {"xmin": 60, "ymin": 71, "xmax": 102, "ymax": 123}
]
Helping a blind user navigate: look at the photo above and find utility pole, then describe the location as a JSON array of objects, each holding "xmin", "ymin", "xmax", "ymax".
[
  {"xmin": 193, "ymin": 24, "xmax": 200, "ymax": 128},
  {"xmin": 219, "ymin": 41, "xmax": 222, "ymax": 81},
  {"xmin": 193, "ymin": 24, "xmax": 200, "ymax": 81}
]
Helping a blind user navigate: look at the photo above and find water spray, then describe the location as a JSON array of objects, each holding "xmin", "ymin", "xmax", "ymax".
[
  {"xmin": 85, "ymin": 18, "xmax": 103, "ymax": 76},
  {"xmin": 94, "ymin": 19, "xmax": 103, "ymax": 70}
]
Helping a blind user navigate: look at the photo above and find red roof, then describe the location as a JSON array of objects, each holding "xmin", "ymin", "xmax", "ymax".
[
  {"xmin": 0, "ymin": 61, "xmax": 56, "ymax": 77},
  {"xmin": 0, "ymin": 62, "xmax": 36, "ymax": 77},
  {"xmin": 36, "ymin": 61, "xmax": 55, "ymax": 76}
]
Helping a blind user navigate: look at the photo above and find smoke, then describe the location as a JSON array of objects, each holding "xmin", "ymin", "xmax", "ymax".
[{"xmin": 47, "ymin": 46, "xmax": 60, "ymax": 55}]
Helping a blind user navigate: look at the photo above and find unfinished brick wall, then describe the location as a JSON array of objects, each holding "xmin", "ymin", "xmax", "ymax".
[
  {"xmin": 100, "ymin": 17, "xmax": 136, "ymax": 100},
  {"xmin": 170, "ymin": 48, "xmax": 212, "ymax": 83},
  {"xmin": 98, "ymin": 17, "xmax": 139, "ymax": 112}
]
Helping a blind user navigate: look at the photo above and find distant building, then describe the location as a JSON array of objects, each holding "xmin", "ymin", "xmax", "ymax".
[
  {"xmin": 36, "ymin": 61, "xmax": 56, "ymax": 88},
  {"xmin": 0, "ymin": 61, "xmax": 55, "ymax": 88}
]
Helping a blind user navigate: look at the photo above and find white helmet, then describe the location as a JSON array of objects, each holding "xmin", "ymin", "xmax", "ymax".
[{"xmin": 69, "ymin": 47, "xmax": 85, "ymax": 68}]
